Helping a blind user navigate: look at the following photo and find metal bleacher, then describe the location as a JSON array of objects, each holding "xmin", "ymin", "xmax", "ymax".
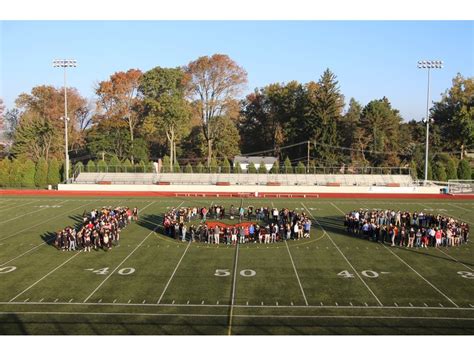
[{"xmin": 73, "ymin": 172, "xmax": 415, "ymax": 187}]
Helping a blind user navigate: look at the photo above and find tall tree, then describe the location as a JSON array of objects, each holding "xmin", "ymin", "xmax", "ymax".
[
  {"xmin": 140, "ymin": 67, "xmax": 190, "ymax": 170},
  {"xmin": 185, "ymin": 54, "xmax": 247, "ymax": 165},
  {"xmin": 95, "ymin": 69, "xmax": 143, "ymax": 163},
  {"xmin": 340, "ymin": 98, "xmax": 367, "ymax": 164},
  {"xmin": 304, "ymin": 69, "xmax": 345, "ymax": 165},
  {"xmin": 0, "ymin": 98, "xmax": 4, "ymax": 131},
  {"xmin": 359, "ymin": 97, "xmax": 402, "ymax": 166},
  {"xmin": 431, "ymin": 74, "xmax": 474, "ymax": 158}
]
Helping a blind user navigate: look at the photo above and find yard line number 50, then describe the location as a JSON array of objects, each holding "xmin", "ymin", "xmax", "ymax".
[{"xmin": 215, "ymin": 269, "xmax": 256, "ymax": 277}]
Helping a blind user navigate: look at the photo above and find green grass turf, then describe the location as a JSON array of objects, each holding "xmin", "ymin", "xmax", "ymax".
[{"xmin": 0, "ymin": 195, "xmax": 473, "ymax": 334}]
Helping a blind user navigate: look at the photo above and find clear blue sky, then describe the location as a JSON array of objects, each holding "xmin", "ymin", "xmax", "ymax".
[{"xmin": 1, "ymin": 21, "xmax": 473, "ymax": 121}]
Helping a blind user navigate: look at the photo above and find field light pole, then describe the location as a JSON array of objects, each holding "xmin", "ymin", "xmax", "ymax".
[
  {"xmin": 53, "ymin": 59, "xmax": 77, "ymax": 183},
  {"xmin": 417, "ymin": 60, "xmax": 443, "ymax": 185}
]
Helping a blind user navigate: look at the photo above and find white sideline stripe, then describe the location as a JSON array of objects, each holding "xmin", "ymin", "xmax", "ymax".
[
  {"xmin": 1, "ymin": 311, "xmax": 473, "ymax": 322},
  {"xmin": 0, "ymin": 201, "xmax": 96, "ymax": 242},
  {"xmin": 285, "ymin": 240, "xmax": 308, "ymax": 306},
  {"xmin": 303, "ymin": 202, "xmax": 383, "ymax": 307},
  {"xmin": 0, "ymin": 202, "xmax": 68, "ymax": 225},
  {"xmin": 83, "ymin": 201, "xmax": 157, "ymax": 303},
  {"xmin": 381, "ymin": 243, "xmax": 460, "ymax": 308},
  {"xmin": 9, "ymin": 252, "xmax": 81, "ymax": 302},
  {"xmin": 2, "ymin": 301, "xmax": 473, "ymax": 311},
  {"xmin": 330, "ymin": 201, "xmax": 460, "ymax": 309},
  {"xmin": 157, "ymin": 240, "xmax": 192, "ymax": 304},
  {"xmin": 228, "ymin": 243, "xmax": 240, "ymax": 336},
  {"xmin": 436, "ymin": 247, "xmax": 474, "ymax": 272},
  {"xmin": 0, "ymin": 200, "xmax": 37, "ymax": 212}
]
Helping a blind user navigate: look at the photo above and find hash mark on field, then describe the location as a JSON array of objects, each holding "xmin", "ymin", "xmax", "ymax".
[
  {"xmin": 439, "ymin": 303, "xmax": 444, "ymax": 307},
  {"xmin": 98, "ymin": 299, "xmax": 102, "ymax": 303},
  {"xmin": 24, "ymin": 298, "xmax": 29, "ymax": 302},
  {"xmin": 276, "ymin": 301, "xmax": 279, "ymax": 306},
  {"xmin": 142, "ymin": 300, "xmax": 146, "ymax": 304},
  {"xmin": 217, "ymin": 301, "xmax": 219, "ymax": 305},
  {"xmin": 39, "ymin": 298, "xmax": 43, "ymax": 303},
  {"xmin": 246, "ymin": 301, "xmax": 249, "ymax": 306},
  {"xmin": 68, "ymin": 299, "xmax": 73, "ymax": 303},
  {"xmin": 171, "ymin": 300, "xmax": 175, "ymax": 304},
  {"xmin": 364, "ymin": 303, "xmax": 368, "ymax": 307},
  {"xmin": 113, "ymin": 299, "xmax": 117, "ymax": 303},
  {"xmin": 127, "ymin": 299, "xmax": 131, "ymax": 304},
  {"xmin": 201, "ymin": 300, "xmax": 205, "ymax": 305},
  {"xmin": 409, "ymin": 303, "xmax": 414, "ymax": 307},
  {"xmin": 187, "ymin": 300, "xmax": 190, "ymax": 304},
  {"xmin": 335, "ymin": 302, "xmax": 339, "ymax": 306},
  {"xmin": 291, "ymin": 302, "xmax": 294, "ymax": 306},
  {"xmin": 350, "ymin": 302, "xmax": 353, "ymax": 306},
  {"xmin": 320, "ymin": 302, "xmax": 323, "ymax": 306},
  {"xmin": 54, "ymin": 299, "xmax": 58, "ymax": 303},
  {"xmin": 470, "ymin": 304, "xmax": 474, "ymax": 308},
  {"xmin": 424, "ymin": 303, "xmax": 429, "ymax": 307},
  {"xmin": 394, "ymin": 303, "xmax": 398, "ymax": 307},
  {"xmin": 261, "ymin": 301, "xmax": 264, "ymax": 306}
]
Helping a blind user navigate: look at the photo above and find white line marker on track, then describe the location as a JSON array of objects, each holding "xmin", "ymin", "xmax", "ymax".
[
  {"xmin": 303, "ymin": 202, "xmax": 384, "ymax": 307},
  {"xmin": 9, "ymin": 253, "xmax": 81, "ymax": 302},
  {"xmin": 285, "ymin": 240, "xmax": 308, "ymax": 306}
]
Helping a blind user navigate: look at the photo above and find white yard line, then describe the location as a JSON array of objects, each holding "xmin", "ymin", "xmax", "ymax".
[
  {"xmin": 0, "ymin": 311, "xmax": 472, "ymax": 322},
  {"xmin": 0, "ymin": 201, "xmax": 69, "ymax": 225},
  {"xmin": 227, "ymin": 243, "xmax": 240, "ymax": 336},
  {"xmin": 9, "ymin": 252, "xmax": 81, "ymax": 302},
  {"xmin": 448, "ymin": 203, "xmax": 472, "ymax": 213},
  {"xmin": 435, "ymin": 248, "xmax": 474, "ymax": 272},
  {"xmin": 157, "ymin": 240, "xmax": 192, "ymax": 304},
  {"xmin": 83, "ymin": 201, "xmax": 157, "ymax": 303},
  {"xmin": 285, "ymin": 240, "xmax": 308, "ymax": 306},
  {"xmin": 0, "ymin": 201, "xmax": 95, "ymax": 242},
  {"xmin": 330, "ymin": 201, "xmax": 460, "ymax": 309},
  {"xmin": 2, "ymin": 301, "xmax": 473, "ymax": 311},
  {"xmin": 302, "ymin": 202, "xmax": 383, "ymax": 307},
  {"xmin": 418, "ymin": 202, "xmax": 473, "ymax": 225},
  {"xmin": 0, "ymin": 200, "xmax": 37, "ymax": 212}
]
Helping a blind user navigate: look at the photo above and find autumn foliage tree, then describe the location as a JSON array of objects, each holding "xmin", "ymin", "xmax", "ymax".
[
  {"xmin": 185, "ymin": 54, "xmax": 247, "ymax": 166},
  {"xmin": 95, "ymin": 69, "xmax": 143, "ymax": 163}
]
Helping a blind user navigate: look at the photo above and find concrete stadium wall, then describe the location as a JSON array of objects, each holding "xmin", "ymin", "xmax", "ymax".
[{"xmin": 58, "ymin": 183, "xmax": 442, "ymax": 195}]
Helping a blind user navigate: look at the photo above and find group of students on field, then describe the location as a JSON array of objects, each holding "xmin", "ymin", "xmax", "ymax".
[
  {"xmin": 162, "ymin": 205, "xmax": 312, "ymax": 244},
  {"xmin": 344, "ymin": 209, "xmax": 469, "ymax": 248},
  {"xmin": 54, "ymin": 206, "xmax": 139, "ymax": 251}
]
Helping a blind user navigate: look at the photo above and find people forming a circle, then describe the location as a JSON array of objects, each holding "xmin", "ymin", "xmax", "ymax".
[
  {"xmin": 162, "ymin": 205, "xmax": 312, "ymax": 244},
  {"xmin": 345, "ymin": 209, "xmax": 469, "ymax": 248}
]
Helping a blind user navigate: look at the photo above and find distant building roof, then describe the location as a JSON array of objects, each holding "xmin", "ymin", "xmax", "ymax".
[{"xmin": 233, "ymin": 156, "xmax": 277, "ymax": 165}]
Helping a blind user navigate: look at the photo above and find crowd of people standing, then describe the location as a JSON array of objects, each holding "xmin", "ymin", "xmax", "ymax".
[
  {"xmin": 344, "ymin": 209, "xmax": 469, "ymax": 248},
  {"xmin": 54, "ymin": 206, "xmax": 138, "ymax": 251},
  {"xmin": 162, "ymin": 204, "xmax": 312, "ymax": 244}
]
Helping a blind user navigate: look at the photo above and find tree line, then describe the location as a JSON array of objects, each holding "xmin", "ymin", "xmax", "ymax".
[{"xmin": 0, "ymin": 54, "xmax": 472, "ymax": 184}]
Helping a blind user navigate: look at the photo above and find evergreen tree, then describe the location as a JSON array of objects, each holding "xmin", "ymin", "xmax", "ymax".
[
  {"xmin": 97, "ymin": 160, "xmax": 108, "ymax": 173},
  {"xmin": 283, "ymin": 157, "xmax": 293, "ymax": 174},
  {"xmin": 0, "ymin": 159, "xmax": 11, "ymax": 187},
  {"xmin": 221, "ymin": 158, "xmax": 231, "ymax": 173},
  {"xmin": 173, "ymin": 161, "xmax": 181, "ymax": 173},
  {"xmin": 34, "ymin": 157, "xmax": 48, "ymax": 188},
  {"xmin": 109, "ymin": 155, "xmax": 122, "ymax": 173},
  {"xmin": 409, "ymin": 160, "xmax": 418, "ymax": 180},
  {"xmin": 258, "ymin": 160, "xmax": 267, "ymax": 174},
  {"xmin": 21, "ymin": 159, "xmax": 36, "ymax": 187},
  {"xmin": 234, "ymin": 162, "xmax": 242, "ymax": 173},
  {"xmin": 446, "ymin": 158, "xmax": 458, "ymax": 180},
  {"xmin": 162, "ymin": 155, "xmax": 171, "ymax": 173},
  {"xmin": 247, "ymin": 162, "xmax": 257, "ymax": 174},
  {"xmin": 196, "ymin": 162, "xmax": 204, "ymax": 173},
  {"xmin": 457, "ymin": 159, "xmax": 472, "ymax": 180},
  {"xmin": 74, "ymin": 161, "xmax": 84, "ymax": 174},
  {"xmin": 433, "ymin": 161, "xmax": 447, "ymax": 182},
  {"xmin": 184, "ymin": 163, "xmax": 193, "ymax": 173},
  {"xmin": 270, "ymin": 160, "xmax": 280, "ymax": 174},
  {"xmin": 296, "ymin": 161, "xmax": 306, "ymax": 174},
  {"xmin": 47, "ymin": 158, "xmax": 61, "ymax": 185},
  {"xmin": 123, "ymin": 158, "xmax": 133, "ymax": 172},
  {"xmin": 209, "ymin": 157, "xmax": 218, "ymax": 173},
  {"xmin": 9, "ymin": 159, "xmax": 23, "ymax": 187},
  {"xmin": 86, "ymin": 160, "xmax": 96, "ymax": 173},
  {"xmin": 136, "ymin": 160, "xmax": 147, "ymax": 173}
]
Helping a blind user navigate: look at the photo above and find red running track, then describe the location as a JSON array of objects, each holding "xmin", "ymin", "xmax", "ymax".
[{"xmin": 1, "ymin": 189, "xmax": 473, "ymax": 199}]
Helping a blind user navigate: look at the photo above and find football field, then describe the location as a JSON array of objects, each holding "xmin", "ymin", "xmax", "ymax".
[{"xmin": 0, "ymin": 195, "xmax": 473, "ymax": 335}]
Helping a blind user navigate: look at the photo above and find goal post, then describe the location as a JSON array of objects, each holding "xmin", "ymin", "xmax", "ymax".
[{"xmin": 447, "ymin": 180, "xmax": 474, "ymax": 194}]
